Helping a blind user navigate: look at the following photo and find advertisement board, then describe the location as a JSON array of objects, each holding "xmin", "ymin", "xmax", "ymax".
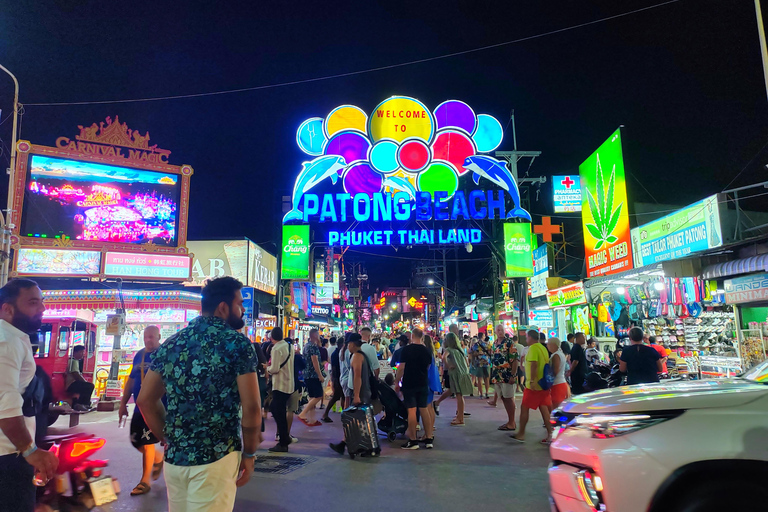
[
  {"xmin": 103, "ymin": 251, "xmax": 191, "ymax": 279},
  {"xmin": 16, "ymin": 248, "xmax": 101, "ymax": 276},
  {"xmin": 531, "ymin": 244, "xmax": 550, "ymax": 298},
  {"xmin": 187, "ymin": 239, "xmax": 277, "ymax": 295},
  {"xmin": 503, "ymin": 223, "xmax": 534, "ymax": 277},
  {"xmin": 579, "ymin": 128, "xmax": 633, "ymax": 277},
  {"xmin": 315, "ymin": 284, "xmax": 334, "ymax": 304},
  {"xmin": 553, "ymin": 175, "xmax": 582, "ymax": 213},
  {"xmin": 724, "ymin": 273, "xmax": 768, "ymax": 304},
  {"xmin": 281, "ymin": 225, "xmax": 310, "ymax": 280},
  {"xmin": 630, "ymin": 194, "xmax": 722, "ymax": 268},
  {"xmin": 527, "ymin": 309, "xmax": 554, "ymax": 328},
  {"xmin": 22, "ymin": 154, "xmax": 182, "ymax": 246},
  {"xmin": 547, "ymin": 282, "xmax": 588, "ymax": 308}
]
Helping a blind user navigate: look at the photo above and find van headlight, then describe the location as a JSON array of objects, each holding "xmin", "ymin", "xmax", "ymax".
[
  {"xmin": 576, "ymin": 469, "xmax": 605, "ymax": 510},
  {"xmin": 569, "ymin": 411, "xmax": 682, "ymax": 439}
]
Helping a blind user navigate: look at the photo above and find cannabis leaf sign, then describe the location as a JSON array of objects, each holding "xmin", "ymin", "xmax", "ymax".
[{"xmin": 586, "ymin": 154, "xmax": 623, "ymax": 250}]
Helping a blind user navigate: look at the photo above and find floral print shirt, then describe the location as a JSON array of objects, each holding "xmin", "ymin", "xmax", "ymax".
[
  {"xmin": 471, "ymin": 340, "xmax": 492, "ymax": 368},
  {"xmin": 302, "ymin": 342, "xmax": 323, "ymax": 380},
  {"xmin": 490, "ymin": 337, "xmax": 520, "ymax": 384},
  {"xmin": 150, "ymin": 316, "xmax": 257, "ymax": 466}
]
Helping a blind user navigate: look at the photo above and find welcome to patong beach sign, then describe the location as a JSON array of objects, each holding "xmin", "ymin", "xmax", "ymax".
[{"xmin": 284, "ymin": 96, "xmax": 531, "ymax": 247}]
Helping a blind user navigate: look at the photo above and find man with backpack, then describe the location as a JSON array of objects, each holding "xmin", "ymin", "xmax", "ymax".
[
  {"xmin": 267, "ymin": 327, "xmax": 294, "ymax": 452},
  {"xmin": 510, "ymin": 330, "xmax": 554, "ymax": 445}
]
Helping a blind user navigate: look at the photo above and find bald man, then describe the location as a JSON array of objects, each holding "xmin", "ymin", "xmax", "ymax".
[{"xmin": 119, "ymin": 326, "xmax": 165, "ymax": 496}]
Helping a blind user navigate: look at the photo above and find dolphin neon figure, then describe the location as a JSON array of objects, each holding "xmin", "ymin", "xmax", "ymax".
[
  {"xmin": 283, "ymin": 155, "xmax": 347, "ymax": 223},
  {"xmin": 462, "ymin": 155, "xmax": 532, "ymax": 221},
  {"xmin": 383, "ymin": 175, "xmax": 417, "ymax": 200}
]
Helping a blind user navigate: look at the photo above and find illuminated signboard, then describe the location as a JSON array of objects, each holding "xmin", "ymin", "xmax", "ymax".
[
  {"xmin": 311, "ymin": 304, "xmax": 331, "ymax": 316},
  {"xmin": 187, "ymin": 239, "xmax": 277, "ymax": 295},
  {"xmin": 22, "ymin": 154, "xmax": 181, "ymax": 246},
  {"xmin": 527, "ymin": 309, "xmax": 554, "ymax": 328},
  {"xmin": 553, "ymin": 175, "xmax": 582, "ymax": 213},
  {"xmin": 503, "ymin": 223, "xmax": 534, "ymax": 278},
  {"xmin": 724, "ymin": 273, "xmax": 768, "ymax": 304},
  {"xmin": 281, "ymin": 225, "xmax": 310, "ymax": 280},
  {"xmin": 286, "ymin": 97, "xmax": 531, "ymax": 246},
  {"xmin": 16, "ymin": 248, "xmax": 101, "ymax": 276},
  {"xmin": 546, "ymin": 282, "xmax": 588, "ymax": 308},
  {"xmin": 531, "ymin": 245, "xmax": 550, "ymax": 298},
  {"xmin": 579, "ymin": 128, "xmax": 633, "ymax": 277},
  {"xmin": 630, "ymin": 195, "xmax": 723, "ymax": 268},
  {"xmin": 315, "ymin": 284, "xmax": 334, "ymax": 304},
  {"xmin": 103, "ymin": 252, "xmax": 191, "ymax": 279}
]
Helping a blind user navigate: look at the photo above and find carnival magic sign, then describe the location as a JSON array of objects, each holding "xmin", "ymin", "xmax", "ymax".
[{"xmin": 284, "ymin": 96, "xmax": 530, "ymax": 247}]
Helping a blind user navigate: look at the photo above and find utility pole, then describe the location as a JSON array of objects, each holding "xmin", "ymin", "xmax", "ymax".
[
  {"xmin": 756, "ymin": 0, "xmax": 768, "ymax": 102},
  {"xmin": 0, "ymin": 64, "xmax": 20, "ymax": 287}
]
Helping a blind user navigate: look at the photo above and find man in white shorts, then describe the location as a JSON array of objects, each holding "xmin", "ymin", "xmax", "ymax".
[{"xmin": 491, "ymin": 323, "xmax": 521, "ymax": 432}]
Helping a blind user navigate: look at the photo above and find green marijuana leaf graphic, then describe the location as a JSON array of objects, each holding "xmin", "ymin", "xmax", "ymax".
[{"xmin": 586, "ymin": 154, "xmax": 622, "ymax": 250}]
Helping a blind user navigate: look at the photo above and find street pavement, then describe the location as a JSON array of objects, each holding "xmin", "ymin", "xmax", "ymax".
[{"xmin": 50, "ymin": 395, "xmax": 553, "ymax": 512}]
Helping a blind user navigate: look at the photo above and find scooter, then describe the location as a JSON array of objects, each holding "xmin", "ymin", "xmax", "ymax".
[{"xmin": 35, "ymin": 433, "xmax": 118, "ymax": 512}]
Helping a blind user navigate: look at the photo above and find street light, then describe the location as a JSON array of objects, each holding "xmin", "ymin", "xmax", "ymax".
[{"xmin": 428, "ymin": 279, "xmax": 434, "ymax": 285}]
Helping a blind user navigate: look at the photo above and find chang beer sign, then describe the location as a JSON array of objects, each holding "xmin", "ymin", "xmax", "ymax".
[
  {"xmin": 281, "ymin": 225, "xmax": 310, "ymax": 280},
  {"xmin": 503, "ymin": 223, "xmax": 534, "ymax": 277},
  {"xmin": 580, "ymin": 128, "xmax": 633, "ymax": 277}
]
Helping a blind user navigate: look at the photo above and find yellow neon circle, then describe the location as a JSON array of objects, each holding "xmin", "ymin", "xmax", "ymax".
[
  {"xmin": 324, "ymin": 105, "xmax": 368, "ymax": 137},
  {"xmin": 369, "ymin": 96, "xmax": 434, "ymax": 143}
]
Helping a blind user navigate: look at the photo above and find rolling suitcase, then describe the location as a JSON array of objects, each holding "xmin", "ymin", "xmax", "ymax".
[{"xmin": 341, "ymin": 404, "xmax": 381, "ymax": 459}]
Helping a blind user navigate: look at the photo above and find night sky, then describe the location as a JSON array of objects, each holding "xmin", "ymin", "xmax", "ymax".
[{"xmin": 1, "ymin": 0, "xmax": 767, "ymax": 294}]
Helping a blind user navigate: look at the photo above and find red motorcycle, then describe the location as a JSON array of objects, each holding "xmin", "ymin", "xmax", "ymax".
[{"xmin": 35, "ymin": 433, "xmax": 118, "ymax": 512}]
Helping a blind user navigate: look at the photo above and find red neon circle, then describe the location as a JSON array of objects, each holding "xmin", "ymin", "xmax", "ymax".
[
  {"xmin": 398, "ymin": 140, "xmax": 430, "ymax": 172},
  {"xmin": 431, "ymin": 130, "xmax": 475, "ymax": 176}
]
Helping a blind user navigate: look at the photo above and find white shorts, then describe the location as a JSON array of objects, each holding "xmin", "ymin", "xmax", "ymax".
[
  {"xmin": 494, "ymin": 383, "xmax": 517, "ymax": 399},
  {"xmin": 164, "ymin": 451, "xmax": 241, "ymax": 512}
]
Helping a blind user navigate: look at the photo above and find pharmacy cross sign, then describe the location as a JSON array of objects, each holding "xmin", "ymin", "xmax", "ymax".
[
  {"xmin": 534, "ymin": 216, "xmax": 561, "ymax": 242},
  {"xmin": 561, "ymin": 176, "xmax": 575, "ymax": 189},
  {"xmin": 528, "ymin": 311, "xmax": 536, "ymax": 321}
]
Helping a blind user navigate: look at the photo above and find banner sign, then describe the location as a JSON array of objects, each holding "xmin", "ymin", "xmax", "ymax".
[
  {"xmin": 329, "ymin": 228, "xmax": 481, "ymax": 246},
  {"xmin": 531, "ymin": 244, "xmax": 549, "ymax": 298},
  {"xmin": 103, "ymin": 252, "xmax": 190, "ymax": 279},
  {"xmin": 503, "ymin": 223, "xmax": 534, "ymax": 277},
  {"xmin": 16, "ymin": 248, "xmax": 101, "ymax": 276},
  {"xmin": 242, "ymin": 287, "xmax": 255, "ymax": 326},
  {"xmin": 630, "ymin": 194, "xmax": 722, "ymax": 268},
  {"xmin": 187, "ymin": 239, "xmax": 277, "ymax": 295},
  {"xmin": 547, "ymin": 282, "xmax": 588, "ymax": 308},
  {"xmin": 553, "ymin": 175, "xmax": 582, "ymax": 213},
  {"xmin": 281, "ymin": 225, "xmax": 310, "ymax": 280},
  {"xmin": 579, "ymin": 128, "xmax": 633, "ymax": 277},
  {"xmin": 527, "ymin": 309, "xmax": 554, "ymax": 328},
  {"xmin": 724, "ymin": 273, "xmax": 768, "ymax": 304},
  {"xmin": 324, "ymin": 247, "xmax": 334, "ymax": 282},
  {"xmin": 315, "ymin": 284, "xmax": 334, "ymax": 304},
  {"xmin": 311, "ymin": 304, "xmax": 331, "ymax": 316}
]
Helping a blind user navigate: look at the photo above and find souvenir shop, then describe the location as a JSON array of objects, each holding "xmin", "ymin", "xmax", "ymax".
[{"xmin": 545, "ymin": 281, "xmax": 592, "ymax": 342}]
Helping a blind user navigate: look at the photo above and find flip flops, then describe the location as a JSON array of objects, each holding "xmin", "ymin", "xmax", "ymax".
[
  {"xmin": 131, "ymin": 482, "xmax": 151, "ymax": 496},
  {"xmin": 497, "ymin": 424, "xmax": 516, "ymax": 431}
]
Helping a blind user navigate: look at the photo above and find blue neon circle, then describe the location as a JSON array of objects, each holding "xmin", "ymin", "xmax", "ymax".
[
  {"xmin": 473, "ymin": 114, "xmax": 504, "ymax": 153},
  {"xmin": 296, "ymin": 117, "xmax": 326, "ymax": 156},
  {"xmin": 369, "ymin": 139, "xmax": 400, "ymax": 174}
]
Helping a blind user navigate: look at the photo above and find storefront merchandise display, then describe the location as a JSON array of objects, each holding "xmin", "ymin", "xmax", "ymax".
[{"xmin": 738, "ymin": 329, "xmax": 766, "ymax": 369}]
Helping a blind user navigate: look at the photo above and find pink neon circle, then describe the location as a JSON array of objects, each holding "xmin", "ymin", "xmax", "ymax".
[{"xmin": 397, "ymin": 140, "xmax": 430, "ymax": 172}]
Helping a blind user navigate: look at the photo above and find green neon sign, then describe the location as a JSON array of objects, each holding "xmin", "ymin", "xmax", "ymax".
[
  {"xmin": 281, "ymin": 225, "xmax": 310, "ymax": 280},
  {"xmin": 503, "ymin": 223, "xmax": 533, "ymax": 278}
]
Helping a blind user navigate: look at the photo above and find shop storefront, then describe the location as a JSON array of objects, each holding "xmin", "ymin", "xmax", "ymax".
[
  {"xmin": 546, "ymin": 281, "xmax": 591, "ymax": 341},
  {"xmin": 723, "ymin": 272, "xmax": 768, "ymax": 371}
]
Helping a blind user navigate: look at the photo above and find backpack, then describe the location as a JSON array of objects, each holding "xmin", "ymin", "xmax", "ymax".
[{"xmin": 538, "ymin": 362, "xmax": 555, "ymax": 390}]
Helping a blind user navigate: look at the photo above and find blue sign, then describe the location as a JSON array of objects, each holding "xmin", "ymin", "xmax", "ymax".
[
  {"xmin": 724, "ymin": 273, "xmax": 768, "ymax": 305},
  {"xmin": 531, "ymin": 245, "xmax": 549, "ymax": 298},
  {"xmin": 242, "ymin": 287, "xmax": 255, "ymax": 325},
  {"xmin": 328, "ymin": 228, "xmax": 481, "ymax": 247},
  {"xmin": 527, "ymin": 309, "xmax": 554, "ymax": 328},
  {"xmin": 553, "ymin": 175, "xmax": 582, "ymax": 213}
]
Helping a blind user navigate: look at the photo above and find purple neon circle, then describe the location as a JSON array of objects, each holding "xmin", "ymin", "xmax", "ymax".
[
  {"xmin": 434, "ymin": 100, "xmax": 476, "ymax": 135},
  {"xmin": 324, "ymin": 131, "xmax": 371, "ymax": 173},
  {"xmin": 343, "ymin": 163, "xmax": 383, "ymax": 198}
]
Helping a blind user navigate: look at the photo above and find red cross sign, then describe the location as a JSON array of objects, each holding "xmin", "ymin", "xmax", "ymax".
[
  {"xmin": 561, "ymin": 176, "xmax": 575, "ymax": 189},
  {"xmin": 533, "ymin": 216, "xmax": 562, "ymax": 242}
]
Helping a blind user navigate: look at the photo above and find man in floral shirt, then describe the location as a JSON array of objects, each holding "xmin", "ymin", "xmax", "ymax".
[
  {"xmin": 138, "ymin": 277, "xmax": 262, "ymax": 512},
  {"xmin": 490, "ymin": 323, "xmax": 520, "ymax": 431},
  {"xmin": 471, "ymin": 333, "xmax": 493, "ymax": 399}
]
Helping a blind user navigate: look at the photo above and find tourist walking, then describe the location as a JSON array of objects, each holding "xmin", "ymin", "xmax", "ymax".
[
  {"xmin": 298, "ymin": 328, "xmax": 325, "ymax": 427},
  {"xmin": 0, "ymin": 279, "xmax": 59, "ymax": 512},
  {"xmin": 138, "ymin": 277, "xmax": 262, "ymax": 512},
  {"xmin": 118, "ymin": 325, "xmax": 165, "ymax": 496},
  {"xmin": 490, "ymin": 323, "xmax": 520, "ymax": 431},
  {"xmin": 434, "ymin": 332, "xmax": 474, "ymax": 426},
  {"xmin": 266, "ymin": 327, "xmax": 295, "ymax": 452},
  {"xmin": 471, "ymin": 334, "xmax": 493, "ymax": 399},
  {"xmin": 567, "ymin": 332, "xmax": 588, "ymax": 395},
  {"xmin": 423, "ymin": 335, "xmax": 442, "ymax": 439},
  {"xmin": 620, "ymin": 327, "xmax": 663, "ymax": 385},
  {"xmin": 510, "ymin": 330, "xmax": 554, "ymax": 444},
  {"xmin": 394, "ymin": 328, "xmax": 435, "ymax": 449},
  {"xmin": 322, "ymin": 337, "xmax": 344, "ymax": 422},
  {"xmin": 546, "ymin": 338, "xmax": 570, "ymax": 408}
]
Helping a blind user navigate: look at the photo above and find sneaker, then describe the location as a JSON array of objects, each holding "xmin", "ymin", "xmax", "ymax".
[
  {"xmin": 434, "ymin": 404, "xmax": 440, "ymax": 416},
  {"xmin": 463, "ymin": 412, "xmax": 471, "ymax": 416},
  {"xmin": 401, "ymin": 439, "xmax": 420, "ymax": 450},
  {"xmin": 268, "ymin": 444, "xmax": 288, "ymax": 453},
  {"xmin": 274, "ymin": 432, "xmax": 279, "ymax": 441},
  {"xmin": 424, "ymin": 438, "xmax": 434, "ymax": 449},
  {"xmin": 321, "ymin": 417, "xmax": 333, "ymax": 423},
  {"xmin": 290, "ymin": 436, "xmax": 299, "ymax": 444}
]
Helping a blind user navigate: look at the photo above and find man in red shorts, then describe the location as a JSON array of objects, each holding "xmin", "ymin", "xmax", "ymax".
[{"xmin": 510, "ymin": 329, "xmax": 554, "ymax": 445}]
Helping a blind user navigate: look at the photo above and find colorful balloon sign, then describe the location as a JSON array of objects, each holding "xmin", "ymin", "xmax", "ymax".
[{"xmin": 287, "ymin": 96, "xmax": 520, "ymax": 224}]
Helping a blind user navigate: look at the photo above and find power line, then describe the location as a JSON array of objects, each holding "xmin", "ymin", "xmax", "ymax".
[
  {"xmin": 23, "ymin": 1, "xmax": 680, "ymax": 107},
  {"xmin": 721, "ymin": 139, "xmax": 768, "ymax": 191}
]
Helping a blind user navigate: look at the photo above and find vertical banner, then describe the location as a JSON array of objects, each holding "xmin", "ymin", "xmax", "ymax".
[
  {"xmin": 324, "ymin": 247, "xmax": 334, "ymax": 283},
  {"xmin": 503, "ymin": 223, "xmax": 534, "ymax": 277},
  {"xmin": 281, "ymin": 225, "xmax": 310, "ymax": 280},
  {"xmin": 579, "ymin": 128, "xmax": 633, "ymax": 277}
]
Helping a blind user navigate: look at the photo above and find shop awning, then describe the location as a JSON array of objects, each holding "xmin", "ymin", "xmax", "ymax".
[
  {"xmin": 43, "ymin": 289, "xmax": 202, "ymax": 311},
  {"xmin": 700, "ymin": 254, "xmax": 768, "ymax": 280},
  {"xmin": 584, "ymin": 263, "xmax": 663, "ymax": 288}
]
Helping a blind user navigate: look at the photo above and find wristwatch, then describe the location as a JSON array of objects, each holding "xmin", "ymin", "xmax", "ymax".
[
  {"xmin": 242, "ymin": 451, "xmax": 258, "ymax": 459},
  {"xmin": 21, "ymin": 442, "xmax": 37, "ymax": 458}
]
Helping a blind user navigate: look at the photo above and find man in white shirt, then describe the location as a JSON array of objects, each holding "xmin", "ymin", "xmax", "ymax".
[
  {"xmin": 358, "ymin": 327, "xmax": 381, "ymax": 378},
  {"xmin": 267, "ymin": 327, "xmax": 295, "ymax": 453},
  {"xmin": 0, "ymin": 279, "xmax": 58, "ymax": 512}
]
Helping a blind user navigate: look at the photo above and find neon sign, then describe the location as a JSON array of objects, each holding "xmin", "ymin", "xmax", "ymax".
[{"xmin": 285, "ymin": 97, "xmax": 528, "ymax": 225}]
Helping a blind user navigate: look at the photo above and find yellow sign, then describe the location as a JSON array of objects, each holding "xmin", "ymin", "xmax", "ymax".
[{"xmin": 369, "ymin": 96, "xmax": 434, "ymax": 143}]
